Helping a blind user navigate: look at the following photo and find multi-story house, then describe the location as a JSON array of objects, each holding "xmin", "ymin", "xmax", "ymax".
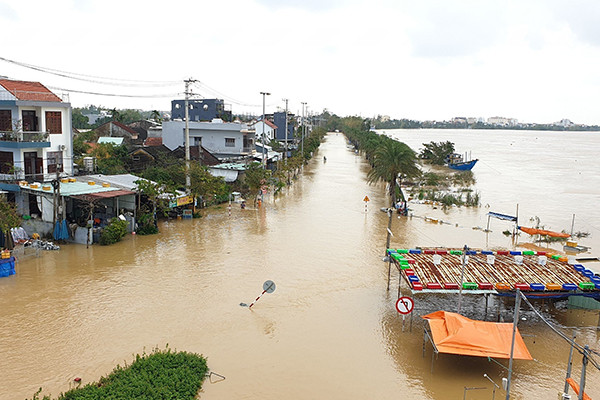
[
  {"xmin": 162, "ymin": 119, "xmax": 253, "ymax": 159},
  {"xmin": 0, "ymin": 79, "xmax": 73, "ymax": 183},
  {"xmin": 171, "ymin": 99, "xmax": 232, "ymax": 122}
]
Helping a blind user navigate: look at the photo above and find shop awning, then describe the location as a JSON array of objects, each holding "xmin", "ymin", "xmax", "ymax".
[
  {"xmin": 422, "ymin": 311, "xmax": 533, "ymax": 360},
  {"xmin": 71, "ymin": 190, "xmax": 135, "ymax": 201}
]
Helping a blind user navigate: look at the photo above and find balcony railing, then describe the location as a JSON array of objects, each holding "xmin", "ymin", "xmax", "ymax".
[{"xmin": 0, "ymin": 130, "xmax": 50, "ymax": 142}]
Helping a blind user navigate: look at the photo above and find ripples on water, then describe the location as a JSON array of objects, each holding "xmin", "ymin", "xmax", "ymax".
[{"xmin": 0, "ymin": 132, "xmax": 599, "ymax": 399}]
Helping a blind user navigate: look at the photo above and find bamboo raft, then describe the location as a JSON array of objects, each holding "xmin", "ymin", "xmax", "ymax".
[{"xmin": 388, "ymin": 248, "xmax": 600, "ymax": 298}]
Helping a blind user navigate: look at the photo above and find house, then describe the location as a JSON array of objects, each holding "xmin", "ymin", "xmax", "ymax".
[
  {"xmin": 171, "ymin": 145, "xmax": 220, "ymax": 166},
  {"xmin": 94, "ymin": 120, "xmax": 138, "ymax": 144},
  {"xmin": 273, "ymin": 111, "xmax": 294, "ymax": 142},
  {"xmin": 250, "ymin": 118, "xmax": 277, "ymax": 143},
  {"xmin": 162, "ymin": 119, "xmax": 253, "ymax": 159},
  {"xmin": 127, "ymin": 120, "xmax": 161, "ymax": 145},
  {"xmin": 171, "ymin": 99, "xmax": 231, "ymax": 122},
  {"xmin": 128, "ymin": 144, "xmax": 172, "ymax": 171},
  {"xmin": 0, "ymin": 79, "xmax": 73, "ymax": 183}
]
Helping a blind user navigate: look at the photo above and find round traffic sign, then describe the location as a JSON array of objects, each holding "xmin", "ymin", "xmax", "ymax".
[
  {"xmin": 395, "ymin": 296, "xmax": 414, "ymax": 315},
  {"xmin": 263, "ymin": 280, "xmax": 276, "ymax": 293}
]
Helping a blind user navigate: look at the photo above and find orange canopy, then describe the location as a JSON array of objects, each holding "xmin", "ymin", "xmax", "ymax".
[
  {"xmin": 518, "ymin": 226, "xmax": 570, "ymax": 238},
  {"xmin": 422, "ymin": 311, "xmax": 533, "ymax": 360}
]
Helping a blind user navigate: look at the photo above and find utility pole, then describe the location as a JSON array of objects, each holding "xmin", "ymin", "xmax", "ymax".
[
  {"xmin": 301, "ymin": 102, "xmax": 306, "ymax": 158},
  {"xmin": 505, "ymin": 288, "xmax": 522, "ymax": 400},
  {"xmin": 260, "ymin": 92, "xmax": 270, "ymax": 169},
  {"xmin": 283, "ymin": 98, "xmax": 288, "ymax": 160},
  {"xmin": 184, "ymin": 78, "xmax": 195, "ymax": 192}
]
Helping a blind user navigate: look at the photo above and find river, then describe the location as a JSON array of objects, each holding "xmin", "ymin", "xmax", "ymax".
[{"xmin": 0, "ymin": 130, "xmax": 599, "ymax": 399}]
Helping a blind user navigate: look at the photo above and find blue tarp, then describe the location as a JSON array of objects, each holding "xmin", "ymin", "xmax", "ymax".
[
  {"xmin": 53, "ymin": 220, "xmax": 69, "ymax": 240},
  {"xmin": 487, "ymin": 212, "xmax": 517, "ymax": 222}
]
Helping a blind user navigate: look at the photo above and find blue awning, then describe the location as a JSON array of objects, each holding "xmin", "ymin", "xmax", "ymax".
[{"xmin": 487, "ymin": 212, "xmax": 517, "ymax": 222}]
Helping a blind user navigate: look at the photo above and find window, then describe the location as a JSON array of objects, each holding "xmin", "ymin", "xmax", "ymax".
[
  {"xmin": 47, "ymin": 151, "xmax": 63, "ymax": 173},
  {"xmin": 45, "ymin": 111, "xmax": 62, "ymax": 134},
  {"xmin": 194, "ymin": 137, "xmax": 202, "ymax": 146},
  {"xmin": 225, "ymin": 138, "xmax": 235, "ymax": 147},
  {"xmin": 0, "ymin": 110, "xmax": 11, "ymax": 131},
  {"xmin": 0, "ymin": 151, "xmax": 13, "ymax": 174}
]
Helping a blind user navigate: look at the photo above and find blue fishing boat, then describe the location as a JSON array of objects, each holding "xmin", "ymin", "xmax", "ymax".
[{"xmin": 446, "ymin": 153, "xmax": 478, "ymax": 171}]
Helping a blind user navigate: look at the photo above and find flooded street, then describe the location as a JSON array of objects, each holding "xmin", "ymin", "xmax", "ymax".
[{"xmin": 1, "ymin": 131, "xmax": 600, "ymax": 399}]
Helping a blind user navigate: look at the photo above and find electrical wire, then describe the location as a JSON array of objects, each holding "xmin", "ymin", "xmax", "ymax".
[
  {"xmin": 518, "ymin": 291, "xmax": 600, "ymax": 371},
  {"xmin": 0, "ymin": 56, "xmax": 181, "ymax": 87},
  {"xmin": 46, "ymin": 85, "xmax": 181, "ymax": 99}
]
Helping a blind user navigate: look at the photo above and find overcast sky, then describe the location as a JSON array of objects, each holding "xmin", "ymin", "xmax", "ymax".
[{"xmin": 2, "ymin": 0, "xmax": 600, "ymax": 124}]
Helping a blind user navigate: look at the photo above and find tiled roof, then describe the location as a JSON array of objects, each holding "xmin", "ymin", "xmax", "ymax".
[
  {"xmin": 0, "ymin": 79, "xmax": 62, "ymax": 102},
  {"xmin": 143, "ymin": 137, "xmax": 163, "ymax": 146}
]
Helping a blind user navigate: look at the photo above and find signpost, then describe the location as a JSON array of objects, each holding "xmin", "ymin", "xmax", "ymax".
[
  {"xmin": 249, "ymin": 280, "xmax": 276, "ymax": 308},
  {"xmin": 396, "ymin": 296, "xmax": 414, "ymax": 332},
  {"xmin": 396, "ymin": 296, "xmax": 414, "ymax": 315},
  {"xmin": 363, "ymin": 195, "xmax": 370, "ymax": 213}
]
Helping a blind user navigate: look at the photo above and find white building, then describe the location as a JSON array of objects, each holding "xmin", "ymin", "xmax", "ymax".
[
  {"xmin": 162, "ymin": 119, "xmax": 253, "ymax": 159},
  {"xmin": 250, "ymin": 118, "xmax": 277, "ymax": 142},
  {"xmin": 487, "ymin": 116, "xmax": 518, "ymax": 126},
  {"xmin": 0, "ymin": 79, "xmax": 73, "ymax": 183}
]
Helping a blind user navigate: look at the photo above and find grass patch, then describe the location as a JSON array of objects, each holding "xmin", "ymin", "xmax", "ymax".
[{"xmin": 30, "ymin": 347, "xmax": 208, "ymax": 400}]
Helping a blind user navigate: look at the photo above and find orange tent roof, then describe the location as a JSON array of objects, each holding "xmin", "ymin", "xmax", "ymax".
[
  {"xmin": 518, "ymin": 226, "xmax": 570, "ymax": 238},
  {"xmin": 422, "ymin": 311, "xmax": 533, "ymax": 360}
]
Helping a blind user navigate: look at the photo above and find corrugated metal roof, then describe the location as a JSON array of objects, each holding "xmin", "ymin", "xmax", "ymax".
[
  {"xmin": 98, "ymin": 137, "xmax": 124, "ymax": 145},
  {"xmin": 22, "ymin": 181, "xmax": 119, "ymax": 196}
]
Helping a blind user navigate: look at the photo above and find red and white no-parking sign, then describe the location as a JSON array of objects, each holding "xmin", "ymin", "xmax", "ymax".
[{"xmin": 395, "ymin": 296, "xmax": 414, "ymax": 315}]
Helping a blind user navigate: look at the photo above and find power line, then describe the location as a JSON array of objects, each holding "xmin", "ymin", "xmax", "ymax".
[
  {"xmin": 46, "ymin": 85, "xmax": 181, "ymax": 99},
  {"xmin": 0, "ymin": 56, "xmax": 180, "ymax": 87}
]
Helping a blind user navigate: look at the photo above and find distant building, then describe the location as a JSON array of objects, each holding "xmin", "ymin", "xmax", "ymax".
[
  {"xmin": 0, "ymin": 78, "xmax": 73, "ymax": 183},
  {"xmin": 487, "ymin": 116, "xmax": 518, "ymax": 126},
  {"xmin": 171, "ymin": 99, "xmax": 231, "ymax": 122},
  {"xmin": 162, "ymin": 119, "xmax": 253, "ymax": 159},
  {"xmin": 250, "ymin": 118, "xmax": 277, "ymax": 142},
  {"xmin": 95, "ymin": 120, "xmax": 138, "ymax": 144},
  {"xmin": 555, "ymin": 118, "xmax": 574, "ymax": 128},
  {"xmin": 273, "ymin": 111, "xmax": 294, "ymax": 142}
]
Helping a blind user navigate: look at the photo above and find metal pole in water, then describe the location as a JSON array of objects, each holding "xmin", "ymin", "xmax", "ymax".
[
  {"xmin": 564, "ymin": 331, "xmax": 576, "ymax": 395},
  {"xmin": 578, "ymin": 346, "xmax": 589, "ymax": 400},
  {"xmin": 457, "ymin": 244, "xmax": 468, "ymax": 314},
  {"xmin": 505, "ymin": 289, "xmax": 522, "ymax": 400}
]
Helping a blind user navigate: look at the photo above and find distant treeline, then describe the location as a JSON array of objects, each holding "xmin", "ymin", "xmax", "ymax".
[{"xmin": 374, "ymin": 119, "xmax": 600, "ymax": 131}]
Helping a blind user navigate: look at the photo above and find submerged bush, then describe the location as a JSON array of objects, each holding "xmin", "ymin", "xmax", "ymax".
[
  {"xmin": 99, "ymin": 218, "xmax": 128, "ymax": 245},
  {"xmin": 29, "ymin": 347, "xmax": 208, "ymax": 400}
]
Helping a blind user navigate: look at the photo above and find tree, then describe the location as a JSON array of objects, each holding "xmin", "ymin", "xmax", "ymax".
[
  {"xmin": 419, "ymin": 141, "xmax": 455, "ymax": 165},
  {"xmin": 189, "ymin": 163, "xmax": 228, "ymax": 206},
  {"xmin": 0, "ymin": 196, "xmax": 20, "ymax": 234},
  {"xmin": 72, "ymin": 109, "xmax": 91, "ymax": 129},
  {"xmin": 367, "ymin": 140, "xmax": 420, "ymax": 206}
]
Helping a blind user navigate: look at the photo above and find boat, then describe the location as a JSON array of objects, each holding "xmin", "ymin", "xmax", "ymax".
[{"xmin": 445, "ymin": 153, "xmax": 478, "ymax": 171}]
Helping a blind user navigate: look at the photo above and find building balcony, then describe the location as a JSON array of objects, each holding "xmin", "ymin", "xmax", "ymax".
[{"xmin": 0, "ymin": 131, "xmax": 51, "ymax": 148}]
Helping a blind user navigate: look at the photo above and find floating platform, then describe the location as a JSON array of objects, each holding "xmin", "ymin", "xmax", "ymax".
[{"xmin": 388, "ymin": 248, "xmax": 600, "ymax": 299}]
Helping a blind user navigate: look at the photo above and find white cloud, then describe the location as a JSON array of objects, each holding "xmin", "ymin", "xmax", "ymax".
[{"xmin": 2, "ymin": 0, "xmax": 600, "ymax": 124}]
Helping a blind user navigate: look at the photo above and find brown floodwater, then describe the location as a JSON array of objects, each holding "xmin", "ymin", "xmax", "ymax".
[{"xmin": 1, "ymin": 131, "xmax": 599, "ymax": 399}]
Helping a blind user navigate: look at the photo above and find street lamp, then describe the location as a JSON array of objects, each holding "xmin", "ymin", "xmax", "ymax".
[
  {"xmin": 260, "ymin": 91, "xmax": 271, "ymax": 169},
  {"xmin": 301, "ymin": 102, "xmax": 306, "ymax": 157}
]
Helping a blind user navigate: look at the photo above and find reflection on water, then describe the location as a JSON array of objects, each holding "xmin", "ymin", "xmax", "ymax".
[{"xmin": 0, "ymin": 132, "xmax": 599, "ymax": 399}]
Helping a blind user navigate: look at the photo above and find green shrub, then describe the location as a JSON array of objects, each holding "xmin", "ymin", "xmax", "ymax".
[
  {"xmin": 29, "ymin": 347, "xmax": 209, "ymax": 399},
  {"xmin": 99, "ymin": 219, "xmax": 128, "ymax": 245}
]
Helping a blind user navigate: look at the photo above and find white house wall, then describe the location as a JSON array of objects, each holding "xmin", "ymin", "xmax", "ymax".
[{"xmin": 162, "ymin": 120, "xmax": 248, "ymax": 156}]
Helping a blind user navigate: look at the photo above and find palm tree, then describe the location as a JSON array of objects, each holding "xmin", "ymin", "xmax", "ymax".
[{"xmin": 367, "ymin": 140, "xmax": 420, "ymax": 207}]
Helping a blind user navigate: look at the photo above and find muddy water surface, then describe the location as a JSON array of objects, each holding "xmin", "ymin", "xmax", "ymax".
[{"xmin": 1, "ymin": 131, "xmax": 599, "ymax": 399}]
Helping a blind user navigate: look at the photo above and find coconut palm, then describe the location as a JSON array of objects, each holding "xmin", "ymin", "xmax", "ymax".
[{"xmin": 367, "ymin": 140, "xmax": 420, "ymax": 207}]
